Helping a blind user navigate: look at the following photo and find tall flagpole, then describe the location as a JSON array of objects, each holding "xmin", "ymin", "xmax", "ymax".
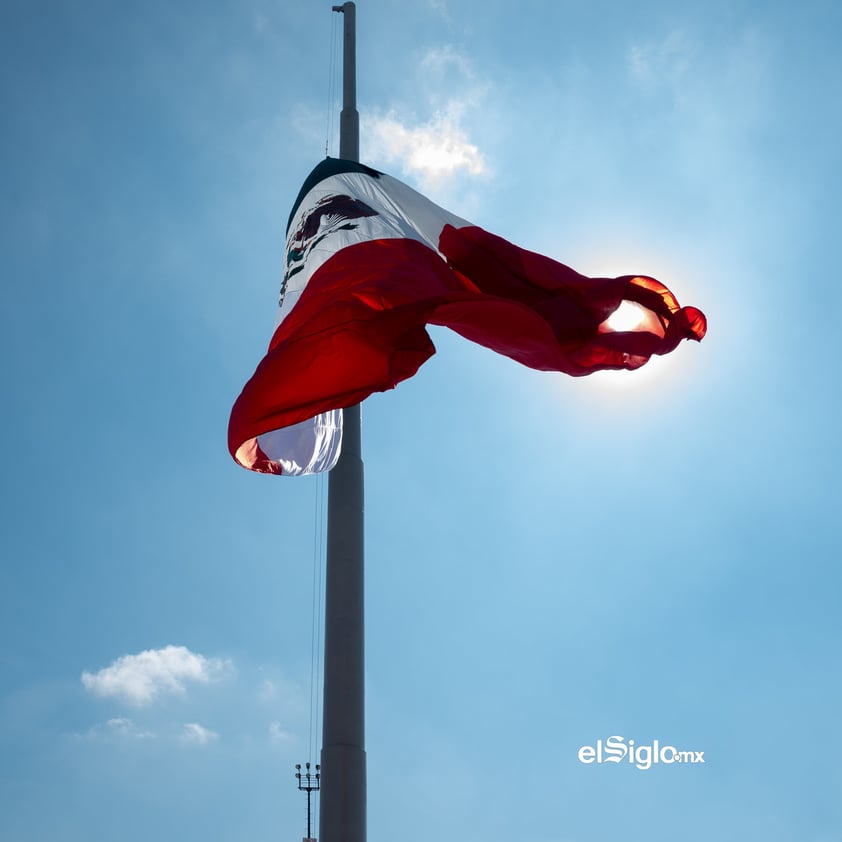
[{"xmin": 320, "ymin": 5, "xmax": 365, "ymax": 842}]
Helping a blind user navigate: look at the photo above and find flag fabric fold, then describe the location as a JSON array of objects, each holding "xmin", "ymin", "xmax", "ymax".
[{"xmin": 229, "ymin": 158, "xmax": 706, "ymax": 475}]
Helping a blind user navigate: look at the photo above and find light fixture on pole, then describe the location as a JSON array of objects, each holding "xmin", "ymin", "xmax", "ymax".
[{"xmin": 295, "ymin": 761, "xmax": 321, "ymax": 842}]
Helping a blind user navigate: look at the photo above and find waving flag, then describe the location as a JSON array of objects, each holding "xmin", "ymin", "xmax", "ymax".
[{"xmin": 229, "ymin": 158, "xmax": 706, "ymax": 475}]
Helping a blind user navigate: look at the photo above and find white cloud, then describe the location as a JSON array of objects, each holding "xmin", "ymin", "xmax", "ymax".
[
  {"xmin": 363, "ymin": 46, "xmax": 489, "ymax": 189},
  {"xmin": 180, "ymin": 722, "xmax": 219, "ymax": 746},
  {"xmin": 624, "ymin": 25, "xmax": 775, "ymax": 191},
  {"xmin": 258, "ymin": 678, "xmax": 277, "ymax": 701},
  {"xmin": 628, "ymin": 30, "xmax": 693, "ymax": 86},
  {"xmin": 81, "ymin": 645, "xmax": 233, "ymax": 706},
  {"xmin": 426, "ymin": 0, "xmax": 450, "ymax": 20},
  {"xmin": 74, "ymin": 717, "xmax": 155, "ymax": 741},
  {"xmin": 72, "ymin": 718, "xmax": 221, "ymax": 746},
  {"xmin": 419, "ymin": 45, "xmax": 472, "ymax": 79},
  {"xmin": 367, "ymin": 109, "xmax": 486, "ymax": 188},
  {"xmin": 106, "ymin": 717, "xmax": 152, "ymax": 738},
  {"xmin": 269, "ymin": 720, "xmax": 292, "ymax": 743}
]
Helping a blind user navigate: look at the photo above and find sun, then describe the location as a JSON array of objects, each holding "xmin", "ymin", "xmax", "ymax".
[{"xmin": 606, "ymin": 300, "xmax": 646, "ymax": 332}]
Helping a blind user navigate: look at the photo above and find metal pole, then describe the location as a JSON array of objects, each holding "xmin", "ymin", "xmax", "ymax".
[
  {"xmin": 336, "ymin": 2, "xmax": 359, "ymax": 163},
  {"xmin": 321, "ymin": 6, "xmax": 365, "ymax": 842},
  {"xmin": 296, "ymin": 763, "xmax": 321, "ymax": 841}
]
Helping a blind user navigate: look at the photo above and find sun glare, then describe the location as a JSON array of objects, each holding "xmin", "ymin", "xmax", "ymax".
[
  {"xmin": 587, "ymin": 350, "xmax": 674, "ymax": 390},
  {"xmin": 606, "ymin": 300, "xmax": 646, "ymax": 332}
]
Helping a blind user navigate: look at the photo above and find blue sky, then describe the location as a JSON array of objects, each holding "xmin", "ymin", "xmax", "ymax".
[{"xmin": 2, "ymin": 0, "xmax": 841, "ymax": 840}]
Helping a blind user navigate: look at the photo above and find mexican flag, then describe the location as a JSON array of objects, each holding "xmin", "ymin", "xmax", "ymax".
[{"xmin": 229, "ymin": 158, "xmax": 706, "ymax": 475}]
